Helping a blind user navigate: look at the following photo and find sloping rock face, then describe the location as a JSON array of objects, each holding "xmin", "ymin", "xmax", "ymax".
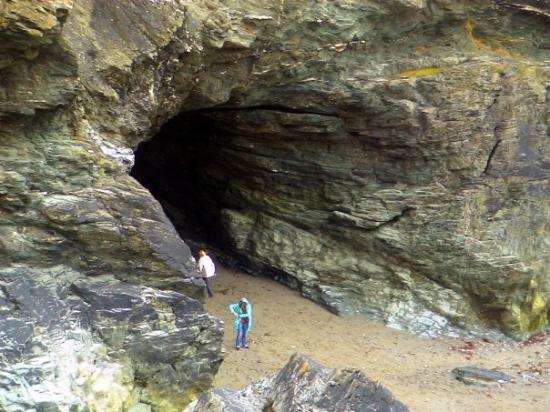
[
  {"xmin": 0, "ymin": 0, "xmax": 548, "ymax": 408},
  {"xmin": 186, "ymin": 353, "xmax": 409, "ymax": 412}
]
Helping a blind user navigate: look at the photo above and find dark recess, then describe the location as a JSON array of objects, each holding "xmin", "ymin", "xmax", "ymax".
[
  {"xmin": 131, "ymin": 111, "xmax": 231, "ymax": 251},
  {"xmin": 131, "ymin": 110, "xmax": 302, "ymax": 286}
]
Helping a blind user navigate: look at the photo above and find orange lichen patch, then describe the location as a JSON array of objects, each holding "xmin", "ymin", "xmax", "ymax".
[
  {"xmin": 464, "ymin": 20, "xmax": 514, "ymax": 57},
  {"xmin": 396, "ymin": 67, "xmax": 443, "ymax": 79},
  {"xmin": 492, "ymin": 45, "xmax": 512, "ymax": 58},
  {"xmin": 464, "ymin": 19, "xmax": 485, "ymax": 49},
  {"xmin": 415, "ymin": 46, "xmax": 430, "ymax": 55},
  {"xmin": 486, "ymin": 37, "xmax": 514, "ymax": 57},
  {"xmin": 297, "ymin": 359, "xmax": 310, "ymax": 376}
]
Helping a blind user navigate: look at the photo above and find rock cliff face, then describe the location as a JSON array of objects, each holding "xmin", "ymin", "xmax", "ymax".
[
  {"xmin": 0, "ymin": 0, "xmax": 549, "ymax": 409},
  {"xmin": 1, "ymin": 1, "xmax": 223, "ymax": 410},
  {"xmin": 131, "ymin": 0, "xmax": 549, "ymax": 338}
]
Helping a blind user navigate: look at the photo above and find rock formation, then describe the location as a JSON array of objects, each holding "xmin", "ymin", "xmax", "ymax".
[
  {"xmin": 131, "ymin": 0, "xmax": 550, "ymax": 338},
  {"xmin": 1, "ymin": 3, "xmax": 225, "ymax": 410},
  {"xmin": 185, "ymin": 353, "xmax": 409, "ymax": 412},
  {"xmin": 0, "ymin": 0, "xmax": 549, "ymax": 409},
  {"xmin": 0, "ymin": 272, "xmax": 222, "ymax": 411}
]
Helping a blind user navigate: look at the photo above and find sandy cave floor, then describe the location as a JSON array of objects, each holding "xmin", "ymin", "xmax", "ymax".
[{"xmin": 202, "ymin": 267, "xmax": 549, "ymax": 412}]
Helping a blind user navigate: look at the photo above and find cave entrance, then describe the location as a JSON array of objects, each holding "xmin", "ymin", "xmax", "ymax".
[{"xmin": 130, "ymin": 109, "xmax": 247, "ymax": 267}]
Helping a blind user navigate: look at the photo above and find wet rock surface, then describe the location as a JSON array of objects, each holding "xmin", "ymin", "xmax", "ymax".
[{"xmin": 186, "ymin": 353, "xmax": 409, "ymax": 412}]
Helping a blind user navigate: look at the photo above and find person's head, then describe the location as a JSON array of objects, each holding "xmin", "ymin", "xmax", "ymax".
[
  {"xmin": 198, "ymin": 249, "xmax": 207, "ymax": 257},
  {"xmin": 239, "ymin": 300, "xmax": 247, "ymax": 313}
]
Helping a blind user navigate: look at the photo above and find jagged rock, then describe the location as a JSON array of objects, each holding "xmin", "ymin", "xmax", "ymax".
[
  {"xmin": 452, "ymin": 367, "xmax": 513, "ymax": 386},
  {"xmin": 186, "ymin": 382, "xmax": 273, "ymax": 412},
  {"xmin": 186, "ymin": 353, "xmax": 409, "ymax": 412},
  {"xmin": 70, "ymin": 280, "xmax": 224, "ymax": 407}
]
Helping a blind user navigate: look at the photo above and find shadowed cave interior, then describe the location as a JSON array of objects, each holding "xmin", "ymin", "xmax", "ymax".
[
  {"xmin": 132, "ymin": 111, "xmax": 230, "ymax": 247},
  {"xmin": 131, "ymin": 109, "xmax": 287, "ymax": 277}
]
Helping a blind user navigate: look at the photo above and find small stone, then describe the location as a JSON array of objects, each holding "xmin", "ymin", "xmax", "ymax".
[{"xmin": 452, "ymin": 367, "xmax": 513, "ymax": 386}]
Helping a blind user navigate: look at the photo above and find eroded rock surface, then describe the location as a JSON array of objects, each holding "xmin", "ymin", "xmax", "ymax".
[
  {"xmin": 0, "ymin": 0, "xmax": 549, "ymax": 409},
  {"xmin": 186, "ymin": 353, "xmax": 409, "ymax": 412}
]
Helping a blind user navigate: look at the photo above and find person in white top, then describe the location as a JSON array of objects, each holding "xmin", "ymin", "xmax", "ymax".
[{"xmin": 198, "ymin": 249, "xmax": 216, "ymax": 297}]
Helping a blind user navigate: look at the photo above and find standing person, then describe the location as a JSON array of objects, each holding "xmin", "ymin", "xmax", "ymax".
[
  {"xmin": 229, "ymin": 298, "xmax": 252, "ymax": 349},
  {"xmin": 197, "ymin": 249, "xmax": 216, "ymax": 297}
]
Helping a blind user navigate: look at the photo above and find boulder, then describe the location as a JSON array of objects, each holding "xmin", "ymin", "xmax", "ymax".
[
  {"xmin": 186, "ymin": 353, "xmax": 409, "ymax": 412},
  {"xmin": 0, "ymin": 268, "xmax": 222, "ymax": 412}
]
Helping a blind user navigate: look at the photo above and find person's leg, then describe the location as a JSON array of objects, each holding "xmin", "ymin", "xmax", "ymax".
[
  {"xmin": 203, "ymin": 277, "xmax": 213, "ymax": 297},
  {"xmin": 243, "ymin": 326, "xmax": 248, "ymax": 348},
  {"xmin": 235, "ymin": 323, "xmax": 242, "ymax": 348},
  {"xmin": 241, "ymin": 323, "xmax": 247, "ymax": 347}
]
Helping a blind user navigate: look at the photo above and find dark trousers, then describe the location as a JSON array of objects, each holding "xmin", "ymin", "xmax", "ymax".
[
  {"xmin": 203, "ymin": 277, "xmax": 213, "ymax": 297},
  {"xmin": 236, "ymin": 322, "xmax": 248, "ymax": 348}
]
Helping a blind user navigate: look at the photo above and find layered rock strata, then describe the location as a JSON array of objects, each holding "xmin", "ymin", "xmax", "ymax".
[
  {"xmin": 0, "ymin": 0, "xmax": 549, "ymax": 409},
  {"xmin": 1, "ymin": 1, "xmax": 222, "ymax": 409},
  {"xmin": 131, "ymin": 1, "xmax": 549, "ymax": 338},
  {"xmin": 185, "ymin": 353, "xmax": 409, "ymax": 412}
]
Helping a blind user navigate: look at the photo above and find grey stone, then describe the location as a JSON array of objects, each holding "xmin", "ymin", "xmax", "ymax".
[
  {"xmin": 452, "ymin": 367, "xmax": 513, "ymax": 386},
  {"xmin": 127, "ymin": 403, "xmax": 152, "ymax": 412}
]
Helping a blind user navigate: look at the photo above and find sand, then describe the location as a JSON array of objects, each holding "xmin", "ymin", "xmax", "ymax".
[{"xmin": 203, "ymin": 267, "xmax": 549, "ymax": 412}]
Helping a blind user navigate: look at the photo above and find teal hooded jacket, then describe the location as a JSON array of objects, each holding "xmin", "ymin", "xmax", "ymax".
[{"xmin": 229, "ymin": 298, "xmax": 252, "ymax": 332}]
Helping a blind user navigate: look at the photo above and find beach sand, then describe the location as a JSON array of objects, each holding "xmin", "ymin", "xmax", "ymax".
[{"xmin": 204, "ymin": 267, "xmax": 549, "ymax": 412}]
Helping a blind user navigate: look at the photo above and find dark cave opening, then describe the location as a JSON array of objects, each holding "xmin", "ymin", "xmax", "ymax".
[
  {"xmin": 130, "ymin": 108, "xmax": 296, "ymax": 283},
  {"xmin": 130, "ymin": 105, "xmax": 343, "ymax": 290},
  {"xmin": 131, "ymin": 111, "xmax": 234, "ymax": 257},
  {"xmin": 130, "ymin": 107, "xmax": 313, "ymax": 289}
]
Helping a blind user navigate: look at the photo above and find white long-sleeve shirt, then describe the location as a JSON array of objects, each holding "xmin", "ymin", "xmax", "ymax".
[{"xmin": 198, "ymin": 255, "xmax": 216, "ymax": 278}]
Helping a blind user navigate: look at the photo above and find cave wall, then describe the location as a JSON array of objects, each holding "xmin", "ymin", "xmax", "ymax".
[
  {"xmin": 0, "ymin": 0, "xmax": 549, "ymax": 409},
  {"xmin": 131, "ymin": 0, "xmax": 549, "ymax": 338}
]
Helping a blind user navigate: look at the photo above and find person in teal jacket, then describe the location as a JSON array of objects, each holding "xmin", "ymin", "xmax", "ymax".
[{"xmin": 229, "ymin": 297, "xmax": 252, "ymax": 349}]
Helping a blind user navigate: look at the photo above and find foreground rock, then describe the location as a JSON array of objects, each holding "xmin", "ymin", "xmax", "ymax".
[
  {"xmin": 186, "ymin": 353, "xmax": 409, "ymax": 412},
  {"xmin": 452, "ymin": 367, "xmax": 513, "ymax": 386},
  {"xmin": 0, "ymin": 270, "xmax": 222, "ymax": 411}
]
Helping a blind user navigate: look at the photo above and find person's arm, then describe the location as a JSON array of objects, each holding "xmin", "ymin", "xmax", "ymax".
[
  {"xmin": 208, "ymin": 258, "xmax": 216, "ymax": 276},
  {"xmin": 229, "ymin": 304, "xmax": 238, "ymax": 316}
]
